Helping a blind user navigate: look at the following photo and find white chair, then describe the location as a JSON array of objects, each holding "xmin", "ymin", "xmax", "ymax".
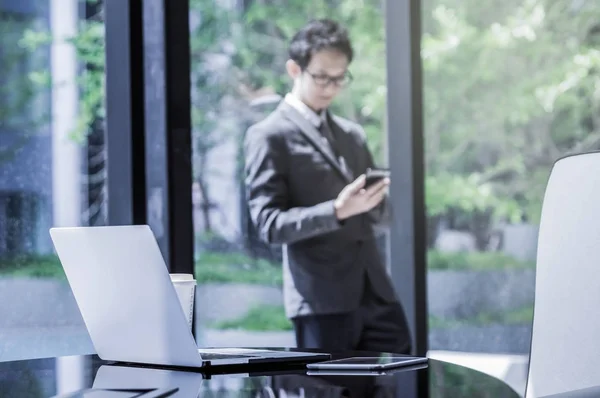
[{"xmin": 526, "ymin": 152, "xmax": 600, "ymax": 397}]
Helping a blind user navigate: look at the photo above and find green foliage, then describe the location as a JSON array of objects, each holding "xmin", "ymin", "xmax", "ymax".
[
  {"xmin": 198, "ymin": 250, "xmax": 534, "ymax": 277},
  {"xmin": 422, "ymin": 0, "xmax": 600, "ymax": 222},
  {"xmin": 20, "ymin": 16, "xmax": 104, "ymax": 144},
  {"xmin": 6, "ymin": 0, "xmax": 598, "ymax": 232},
  {"xmin": 426, "ymin": 173, "xmax": 522, "ymax": 221},
  {"xmin": 211, "ymin": 304, "xmax": 292, "ymax": 331},
  {"xmin": 214, "ymin": 303, "xmax": 534, "ymax": 331},
  {"xmin": 429, "ymin": 305, "xmax": 534, "ymax": 329},
  {"xmin": 0, "ymin": 250, "xmax": 531, "ymax": 279},
  {"xmin": 428, "ymin": 250, "xmax": 535, "ymax": 270},
  {"xmin": 194, "ymin": 251, "xmax": 282, "ymax": 285},
  {"xmin": 0, "ymin": 14, "xmax": 49, "ymax": 163},
  {"xmin": 0, "ymin": 255, "xmax": 66, "ymax": 279},
  {"xmin": 211, "ymin": 0, "xmax": 600, "ymax": 224},
  {"xmin": 0, "ymin": 251, "xmax": 282, "ymax": 284},
  {"xmin": 67, "ymin": 20, "xmax": 105, "ymax": 143}
]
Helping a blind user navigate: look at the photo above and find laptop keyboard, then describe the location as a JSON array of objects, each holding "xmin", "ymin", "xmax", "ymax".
[
  {"xmin": 198, "ymin": 348, "xmax": 274, "ymax": 360},
  {"xmin": 199, "ymin": 352, "xmax": 255, "ymax": 360}
]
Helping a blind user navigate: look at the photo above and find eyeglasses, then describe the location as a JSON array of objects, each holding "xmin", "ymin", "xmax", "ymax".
[{"xmin": 303, "ymin": 70, "xmax": 353, "ymax": 87}]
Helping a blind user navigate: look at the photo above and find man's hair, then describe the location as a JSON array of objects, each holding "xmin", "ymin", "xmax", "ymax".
[{"xmin": 288, "ymin": 19, "xmax": 354, "ymax": 69}]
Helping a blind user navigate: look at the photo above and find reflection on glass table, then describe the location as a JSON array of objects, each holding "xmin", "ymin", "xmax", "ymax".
[{"xmin": 0, "ymin": 353, "xmax": 520, "ymax": 398}]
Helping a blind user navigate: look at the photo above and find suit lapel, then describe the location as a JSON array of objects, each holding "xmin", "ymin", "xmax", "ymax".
[{"xmin": 280, "ymin": 103, "xmax": 352, "ymax": 183}]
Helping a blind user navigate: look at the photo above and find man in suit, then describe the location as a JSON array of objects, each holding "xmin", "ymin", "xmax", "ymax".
[{"xmin": 243, "ymin": 19, "xmax": 412, "ymax": 354}]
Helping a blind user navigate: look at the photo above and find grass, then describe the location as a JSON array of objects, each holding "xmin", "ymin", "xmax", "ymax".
[
  {"xmin": 209, "ymin": 303, "xmax": 534, "ymax": 332},
  {"xmin": 429, "ymin": 305, "xmax": 534, "ymax": 329},
  {"xmin": 194, "ymin": 251, "xmax": 282, "ymax": 285},
  {"xmin": 0, "ymin": 249, "xmax": 532, "ymax": 283},
  {"xmin": 0, "ymin": 251, "xmax": 283, "ymax": 284},
  {"xmin": 0, "ymin": 255, "xmax": 66, "ymax": 278},
  {"xmin": 210, "ymin": 304, "xmax": 293, "ymax": 331},
  {"xmin": 428, "ymin": 250, "xmax": 535, "ymax": 270}
]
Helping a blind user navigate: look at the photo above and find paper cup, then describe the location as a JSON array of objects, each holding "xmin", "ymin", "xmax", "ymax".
[{"xmin": 170, "ymin": 273, "xmax": 196, "ymax": 331}]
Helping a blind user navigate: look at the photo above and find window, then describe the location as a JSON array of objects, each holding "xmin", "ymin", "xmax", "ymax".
[
  {"xmin": 0, "ymin": 0, "xmax": 105, "ymax": 361},
  {"xmin": 189, "ymin": 0, "xmax": 390, "ymax": 346},
  {"xmin": 422, "ymin": 0, "xmax": 600, "ymax": 393}
]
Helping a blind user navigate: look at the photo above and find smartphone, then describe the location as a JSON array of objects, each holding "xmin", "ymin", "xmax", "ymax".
[
  {"xmin": 306, "ymin": 356, "xmax": 428, "ymax": 371},
  {"xmin": 364, "ymin": 168, "xmax": 390, "ymax": 189}
]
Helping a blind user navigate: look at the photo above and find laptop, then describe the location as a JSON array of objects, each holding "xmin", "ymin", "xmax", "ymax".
[{"xmin": 49, "ymin": 225, "xmax": 329, "ymax": 368}]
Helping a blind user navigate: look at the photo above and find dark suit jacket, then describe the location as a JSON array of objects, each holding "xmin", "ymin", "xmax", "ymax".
[{"xmin": 243, "ymin": 101, "xmax": 398, "ymax": 318}]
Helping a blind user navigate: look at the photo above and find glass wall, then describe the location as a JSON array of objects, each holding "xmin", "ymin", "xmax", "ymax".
[
  {"xmin": 422, "ymin": 0, "xmax": 599, "ymax": 392},
  {"xmin": 189, "ymin": 0, "xmax": 389, "ymax": 346},
  {"xmin": 0, "ymin": 0, "xmax": 105, "ymax": 361}
]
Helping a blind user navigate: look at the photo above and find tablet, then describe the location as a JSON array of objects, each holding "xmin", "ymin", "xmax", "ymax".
[
  {"xmin": 306, "ymin": 356, "xmax": 428, "ymax": 371},
  {"xmin": 306, "ymin": 362, "xmax": 429, "ymax": 376}
]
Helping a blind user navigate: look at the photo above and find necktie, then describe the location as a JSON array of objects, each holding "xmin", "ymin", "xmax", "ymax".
[
  {"xmin": 319, "ymin": 118, "xmax": 351, "ymax": 178},
  {"xmin": 319, "ymin": 118, "xmax": 336, "ymax": 148}
]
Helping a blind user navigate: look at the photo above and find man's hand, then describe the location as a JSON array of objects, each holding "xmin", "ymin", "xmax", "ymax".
[{"xmin": 334, "ymin": 174, "xmax": 390, "ymax": 221}]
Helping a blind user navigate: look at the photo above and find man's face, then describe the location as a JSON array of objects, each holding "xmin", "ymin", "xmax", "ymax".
[{"xmin": 291, "ymin": 49, "xmax": 350, "ymax": 111}]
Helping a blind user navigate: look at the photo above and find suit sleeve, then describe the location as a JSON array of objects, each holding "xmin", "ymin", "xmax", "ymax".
[
  {"xmin": 244, "ymin": 126, "xmax": 343, "ymax": 245},
  {"xmin": 358, "ymin": 127, "xmax": 393, "ymax": 229}
]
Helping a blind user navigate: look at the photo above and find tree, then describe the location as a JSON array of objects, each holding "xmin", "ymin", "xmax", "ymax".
[
  {"xmin": 0, "ymin": 14, "xmax": 48, "ymax": 164},
  {"xmin": 189, "ymin": 0, "xmax": 245, "ymax": 235},
  {"xmin": 15, "ymin": 0, "xmax": 599, "ymax": 245},
  {"xmin": 422, "ymin": 0, "xmax": 600, "ymax": 222}
]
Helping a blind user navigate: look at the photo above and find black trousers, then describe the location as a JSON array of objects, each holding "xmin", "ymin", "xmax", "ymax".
[{"xmin": 292, "ymin": 277, "xmax": 412, "ymax": 354}]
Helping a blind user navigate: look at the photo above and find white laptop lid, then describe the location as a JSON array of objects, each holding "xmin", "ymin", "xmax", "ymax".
[{"xmin": 49, "ymin": 225, "xmax": 204, "ymax": 368}]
